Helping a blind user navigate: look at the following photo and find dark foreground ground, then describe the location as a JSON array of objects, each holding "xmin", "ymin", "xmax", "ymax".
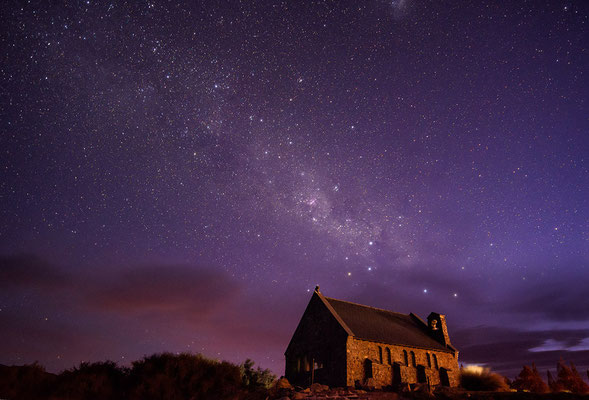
[{"xmin": 269, "ymin": 385, "xmax": 589, "ymax": 400}]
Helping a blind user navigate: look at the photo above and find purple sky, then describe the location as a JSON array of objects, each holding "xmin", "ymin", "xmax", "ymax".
[{"xmin": 1, "ymin": 0, "xmax": 588, "ymax": 380}]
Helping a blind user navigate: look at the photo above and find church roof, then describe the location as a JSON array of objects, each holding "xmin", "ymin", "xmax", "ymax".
[{"xmin": 320, "ymin": 293, "xmax": 453, "ymax": 353}]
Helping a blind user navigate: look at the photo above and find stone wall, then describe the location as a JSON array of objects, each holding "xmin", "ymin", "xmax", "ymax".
[
  {"xmin": 345, "ymin": 337, "xmax": 459, "ymax": 387},
  {"xmin": 432, "ymin": 350, "xmax": 461, "ymax": 387}
]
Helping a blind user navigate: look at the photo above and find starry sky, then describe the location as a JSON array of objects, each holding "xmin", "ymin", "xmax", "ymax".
[{"xmin": 1, "ymin": 0, "xmax": 588, "ymax": 379}]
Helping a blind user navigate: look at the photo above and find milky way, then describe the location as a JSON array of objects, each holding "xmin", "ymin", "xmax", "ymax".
[{"xmin": 1, "ymin": 0, "xmax": 588, "ymax": 378}]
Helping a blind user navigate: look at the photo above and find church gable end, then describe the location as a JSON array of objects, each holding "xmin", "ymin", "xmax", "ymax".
[{"xmin": 284, "ymin": 289, "xmax": 349, "ymax": 387}]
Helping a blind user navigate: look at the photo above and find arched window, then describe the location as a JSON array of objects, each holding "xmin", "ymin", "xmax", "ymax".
[
  {"xmin": 426, "ymin": 353, "xmax": 431, "ymax": 368},
  {"xmin": 386, "ymin": 348, "xmax": 392, "ymax": 365},
  {"xmin": 403, "ymin": 350, "xmax": 408, "ymax": 366},
  {"xmin": 410, "ymin": 351, "xmax": 416, "ymax": 367},
  {"xmin": 378, "ymin": 346, "xmax": 383, "ymax": 363},
  {"xmin": 433, "ymin": 354, "xmax": 439, "ymax": 369}
]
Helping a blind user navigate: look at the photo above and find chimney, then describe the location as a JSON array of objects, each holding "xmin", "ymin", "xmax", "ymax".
[{"xmin": 427, "ymin": 312, "xmax": 451, "ymax": 347}]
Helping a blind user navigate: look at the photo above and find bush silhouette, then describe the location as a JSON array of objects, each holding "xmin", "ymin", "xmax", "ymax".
[
  {"xmin": 460, "ymin": 365, "xmax": 509, "ymax": 391},
  {"xmin": 0, "ymin": 354, "xmax": 275, "ymax": 399},
  {"xmin": 240, "ymin": 358, "xmax": 276, "ymax": 390},
  {"xmin": 0, "ymin": 354, "xmax": 274, "ymax": 400},
  {"xmin": 128, "ymin": 352, "xmax": 244, "ymax": 400},
  {"xmin": 511, "ymin": 364, "xmax": 549, "ymax": 393},
  {"xmin": 52, "ymin": 361, "xmax": 127, "ymax": 400},
  {"xmin": 0, "ymin": 362, "xmax": 55, "ymax": 399}
]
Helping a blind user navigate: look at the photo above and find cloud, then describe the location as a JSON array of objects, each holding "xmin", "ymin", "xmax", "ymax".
[
  {"xmin": 530, "ymin": 337, "xmax": 589, "ymax": 353},
  {"xmin": 528, "ymin": 339, "xmax": 568, "ymax": 352},
  {"xmin": 87, "ymin": 264, "xmax": 240, "ymax": 315},
  {"xmin": 0, "ymin": 254, "xmax": 249, "ymax": 372},
  {"xmin": 0, "ymin": 254, "xmax": 66, "ymax": 290},
  {"xmin": 568, "ymin": 337, "xmax": 589, "ymax": 351},
  {"xmin": 503, "ymin": 263, "xmax": 589, "ymax": 322},
  {"xmin": 0, "ymin": 253, "xmax": 240, "ymax": 318},
  {"xmin": 0, "ymin": 254, "xmax": 299, "ymax": 375}
]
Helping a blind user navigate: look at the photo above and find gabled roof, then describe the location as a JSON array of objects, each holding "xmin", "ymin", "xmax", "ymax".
[{"xmin": 316, "ymin": 290, "xmax": 453, "ymax": 353}]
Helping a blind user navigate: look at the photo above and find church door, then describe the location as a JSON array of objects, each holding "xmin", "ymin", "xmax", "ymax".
[
  {"xmin": 416, "ymin": 365, "xmax": 427, "ymax": 383},
  {"xmin": 439, "ymin": 368, "xmax": 450, "ymax": 386},
  {"xmin": 392, "ymin": 362, "xmax": 401, "ymax": 385},
  {"xmin": 364, "ymin": 358, "xmax": 373, "ymax": 380}
]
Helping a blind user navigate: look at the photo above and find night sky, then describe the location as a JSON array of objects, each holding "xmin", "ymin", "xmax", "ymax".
[{"xmin": 1, "ymin": 0, "xmax": 588, "ymax": 379}]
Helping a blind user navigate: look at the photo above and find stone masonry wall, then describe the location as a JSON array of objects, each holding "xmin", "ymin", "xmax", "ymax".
[{"xmin": 346, "ymin": 337, "xmax": 459, "ymax": 387}]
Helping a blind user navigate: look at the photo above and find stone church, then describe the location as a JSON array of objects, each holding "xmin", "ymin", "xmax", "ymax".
[{"xmin": 285, "ymin": 287, "xmax": 459, "ymax": 388}]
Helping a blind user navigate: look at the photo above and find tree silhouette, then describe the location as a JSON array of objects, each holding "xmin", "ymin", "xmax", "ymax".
[
  {"xmin": 554, "ymin": 359, "xmax": 589, "ymax": 394},
  {"xmin": 511, "ymin": 364, "xmax": 549, "ymax": 393}
]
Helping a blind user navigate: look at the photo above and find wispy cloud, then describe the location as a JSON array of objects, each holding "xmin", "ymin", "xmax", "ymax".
[{"xmin": 530, "ymin": 337, "xmax": 589, "ymax": 353}]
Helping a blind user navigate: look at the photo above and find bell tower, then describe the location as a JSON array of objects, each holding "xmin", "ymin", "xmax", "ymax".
[{"xmin": 427, "ymin": 312, "xmax": 451, "ymax": 347}]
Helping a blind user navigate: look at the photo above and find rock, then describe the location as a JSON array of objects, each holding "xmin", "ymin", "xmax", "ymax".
[
  {"xmin": 276, "ymin": 377, "xmax": 294, "ymax": 390},
  {"xmin": 433, "ymin": 386, "xmax": 462, "ymax": 400},
  {"xmin": 293, "ymin": 393, "xmax": 307, "ymax": 399},
  {"xmin": 413, "ymin": 383, "xmax": 432, "ymax": 393},
  {"xmin": 276, "ymin": 397, "xmax": 291, "ymax": 400},
  {"xmin": 302, "ymin": 387, "xmax": 311, "ymax": 393},
  {"xmin": 310, "ymin": 382, "xmax": 329, "ymax": 392},
  {"xmin": 360, "ymin": 377, "xmax": 381, "ymax": 390}
]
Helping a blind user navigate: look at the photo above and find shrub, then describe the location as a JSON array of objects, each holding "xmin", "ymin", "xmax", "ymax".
[
  {"xmin": 460, "ymin": 365, "xmax": 509, "ymax": 391},
  {"xmin": 53, "ymin": 361, "xmax": 127, "ymax": 400},
  {"xmin": 128, "ymin": 352, "xmax": 243, "ymax": 400},
  {"xmin": 511, "ymin": 364, "xmax": 549, "ymax": 393},
  {"xmin": 240, "ymin": 358, "xmax": 276, "ymax": 390},
  {"xmin": 1, "ymin": 353, "xmax": 273, "ymax": 399},
  {"xmin": 0, "ymin": 362, "xmax": 55, "ymax": 399}
]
